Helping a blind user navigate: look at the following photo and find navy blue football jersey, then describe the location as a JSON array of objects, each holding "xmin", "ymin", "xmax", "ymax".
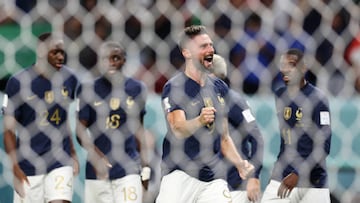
[
  {"xmin": 161, "ymin": 72, "xmax": 228, "ymax": 182},
  {"xmin": 77, "ymin": 76, "xmax": 147, "ymax": 180},
  {"xmin": 2, "ymin": 65, "xmax": 79, "ymax": 176},
  {"xmin": 225, "ymin": 89, "xmax": 264, "ymax": 190},
  {"xmin": 272, "ymin": 82, "xmax": 331, "ymax": 188}
]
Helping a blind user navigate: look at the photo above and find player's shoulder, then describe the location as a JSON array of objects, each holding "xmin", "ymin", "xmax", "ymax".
[
  {"xmin": 125, "ymin": 77, "xmax": 146, "ymax": 90},
  {"xmin": 6, "ymin": 66, "xmax": 36, "ymax": 87},
  {"xmin": 165, "ymin": 72, "xmax": 185, "ymax": 87},
  {"xmin": 274, "ymin": 85, "xmax": 286, "ymax": 97},
  {"xmin": 305, "ymin": 83, "xmax": 328, "ymax": 100},
  {"xmin": 124, "ymin": 77, "xmax": 147, "ymax": 96},
  {"xmin": 125, "ymin": 77, "xmax": 144, "ymax": 87},
  {"xmin": 228, "ymin": 89, "xmax": 247, "ymax": 106},
  {"xmin": 10, "ymin": 66, "xmax": 33, "ymax": 79},
  {"xmin": 60, "ymin": 65, "xmax": 79, "ymax": 79},
  {"xmin": 209, "ymin": 75, "xmax": 229, "ymax": 96}
]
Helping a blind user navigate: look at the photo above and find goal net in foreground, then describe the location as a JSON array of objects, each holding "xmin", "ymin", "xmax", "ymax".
[{"xmin": 0, "ymin": 0, "xmax": 360, "ymax": 202}]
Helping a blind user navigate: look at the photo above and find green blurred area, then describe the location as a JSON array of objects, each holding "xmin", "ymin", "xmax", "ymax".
[{"xmin": 0, "ymin": 22, "xmax": 52, "ymax": 91}]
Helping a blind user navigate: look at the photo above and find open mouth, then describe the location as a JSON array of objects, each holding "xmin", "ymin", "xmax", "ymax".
[
  {"xmin": 54, "ymin": 62, "xmax": 63, "ymax": 69},
  {"xmin": 203, "ymin": 55, "xmax": 214, "ymax": 68},
  {"xmin": 283, "ymin": 75, "xmax": 290, "ymax": 82},
  {"xmin": 204, "ymin": 55, "xmax": 213, "ymax": 63}
]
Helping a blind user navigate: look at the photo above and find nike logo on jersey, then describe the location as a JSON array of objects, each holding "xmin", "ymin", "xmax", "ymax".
[
  {"xmin": 191, "ymin": 101, "xmax": 200, "ymax": 106},
  {"xmin": 27, "ymin": 95, "xmax": 37, "ymax": 100},
  {"xmin": 94, "ymin": 101, "xmax": 103, "ymax": 106}
]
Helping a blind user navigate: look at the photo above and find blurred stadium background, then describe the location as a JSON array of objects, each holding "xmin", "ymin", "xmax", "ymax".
[{"xmin": 0, "ymin": 0, "xmax": 360, "ymax": 202}]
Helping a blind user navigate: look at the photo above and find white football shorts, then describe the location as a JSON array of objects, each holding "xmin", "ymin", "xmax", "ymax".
[
  {"xmin": 156, "ymin": 170, "xmax": 232, "ymax": 203},
  {"xmin": 13, "ymin": 166, "xmax": 74, "ymax": 203},
  {"xmin": 261, "ymin": 180, "xmax": 330, "ymax": 203},
  {"xmin": 84, "ymin": 174, "xmax": 142, "ymax": 203},
  {"xmin": 230, "ymin": 190, "xmax": 252, "ymax": 203}
]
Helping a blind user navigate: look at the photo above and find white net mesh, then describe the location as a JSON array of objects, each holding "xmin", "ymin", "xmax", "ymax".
[{"xmin": 0, "ymin": 0, "xmax": 360, "ymax": 202}]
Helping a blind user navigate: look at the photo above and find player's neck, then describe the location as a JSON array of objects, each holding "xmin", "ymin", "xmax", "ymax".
[
  {"xmin": 184, "ymin": 62, "xmax": 207, "ymax": 86},
  {"xmin": 34, "ymin": 61, "xmax": 58, "ymax": 78},
  {"xmin": 287, "ymin": 79, "xmax": 306, "ymax": 97},
  {"xmin": 106, "ymin": 72, "xmax": 125, "ymax": 85}
]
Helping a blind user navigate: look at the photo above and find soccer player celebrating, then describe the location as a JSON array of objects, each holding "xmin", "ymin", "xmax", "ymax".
[
  {"xmin": 261, "ymin": 49, "xmax": 332, "ymax": 203},
  {"xmin": 76, "ymin": 41, "xmax": 150, "ymax": 203},
  {"xmin": 156, "ymin": 25, "xmax": 254, "ymax": 203},
  {"xmin": 2, "ymin": 32, "xmax": 79, "ymax": 203}
]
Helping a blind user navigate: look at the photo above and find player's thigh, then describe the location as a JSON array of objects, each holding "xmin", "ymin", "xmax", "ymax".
[
  {"xmin": 196, "ymin": 179, "xmax": 232, "ymax": 203},
  {"xmin": 44, "ymin": 166, "xmax": 74, "ymax": 202},
  {"xmin": 85, "ymin": 179, "xmax": 113, "ymax": 203},
  {"xmin": 112, "ymin": 174, "xmax": 143, "ymax": 203},
  {"xmin": 298, "ymin": 188, "xmax": 330, "ymax": 203},
  {"xmin": 156, "ymin": 170, "xmax": 200, "ymax": 203},
  {"xmin": 13, "ymin": 175, "xmax": 45, "ymax": 203},
  {"xmin": 231, "ymin": 190, "xmax": 250, "ymax": 203},
  {"xmin": 261, "ymin": 180, "xmax": 290, "ymax": 203}
]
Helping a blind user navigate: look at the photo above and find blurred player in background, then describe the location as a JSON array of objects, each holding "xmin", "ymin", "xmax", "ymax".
[
  {"xmin": 261, "ymin": 49, "xmax": 332, "ymax": 203},
  {"xmin": 156, "ymin": 25, "xmax": 254, "ymax": 203},
  {"xmin": 211, "ymin": 54, "xmax": 264, "ymax": 203},
  {"xmin": 76, "ymin": 41, "xmax": 150, "ymax": 203},
  {"xmin": 2, "ymin": 32, "xmax": 79, "ymax": 203}
]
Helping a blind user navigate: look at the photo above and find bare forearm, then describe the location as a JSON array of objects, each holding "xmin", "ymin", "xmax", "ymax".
[
  {"xmin": 136, "ymin": 125, "xmax": 151, "ymax": 166},
  {"xmin": 3, "ymin": 130, "xmax": 18, "ymax": 166},
  {"xmin": 221, "ymin": 134, "xmax": 245, "ymax": 167},
  {"xmin": 3, "ymin": 115, "xmax": 18, "ymax": 166},
  {"xmin": 167, "ymin": 109, "xmax": 203, "ymax": 139},
  {"xmin": 170, "ymin": 116, "xmax": 203, "ymax": 138},
  {"xmin": 76, "ymin": 120, "xmax": 96, "ymax": 152}
]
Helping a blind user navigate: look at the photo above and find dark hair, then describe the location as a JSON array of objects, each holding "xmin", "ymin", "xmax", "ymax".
[
  {"xmin": 99, "ymin": 41, "xmax": 126, "ymax": 59},
  {"xmin": 285, "ymin": 48, "xmax": 304, "ymax": 62},
  {"xmin": 178, "ymin": 25, "xmax": 208, "ymax": 49},
  {"xmin": 38, "ymin": 32, "xmax": 52, "ymax": 42}
]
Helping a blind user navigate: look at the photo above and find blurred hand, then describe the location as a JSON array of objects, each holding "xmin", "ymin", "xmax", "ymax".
[
  {"xmin": 278, "ymin": 172, "xmax": 298, "ymax": 198},
  {"xmin": 199, "ymin": 107, "xmax": 216, "ymax": 126},
  {"xmin": 13, "ymin": 165, "xmax": 30, "ymax": 198},
  {"xmin": 142, "ymin": 179, "xmax": 149, "ymax": 190},
  {"xmin": 72, "ymin": 156, "xmax": 80, "ymax": 176},
  {"xmin": 237, "ymin": 160, "xmax": 255, "ymax": 180},
  {"xmin": 141, "ymin": 166, "xmax": 151, "ymax": 190},
  {"xmin": 94, "ymin": 156, "xmax": 112, "ymax": 180},
  {"xmin": 247, "ymin": 178, "xmax": 261, "ymax": 202},
  {"xmin": 88, "ymin": 147, "xmax": 112, "ymax": 179}
]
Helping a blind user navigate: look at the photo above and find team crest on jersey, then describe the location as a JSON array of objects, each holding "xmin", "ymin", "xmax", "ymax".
[
  {"xmin": 45, "ymin": 91, "xmax": 54, "ymax": 103},
  {"xmin": 61, "ymin": 87, "xmax": 69, "ymax": 98},
  {"xmin": 126, "ymin": 96, "xmax": 134, "ymax": 108},
  {"xmin": 283, "ymin": 107, "xmax": 291, "ymax": 120},
  {"xmin": 110, "ymin": 98, "xmax": 120, "ymax": 110},
  {"xmin": 295, "ymin": 108, "xmax": 303, "ymax": 121},
  {"xmin": 217, "ymin": 95, "xmax": 225, "ymax": 105}
]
